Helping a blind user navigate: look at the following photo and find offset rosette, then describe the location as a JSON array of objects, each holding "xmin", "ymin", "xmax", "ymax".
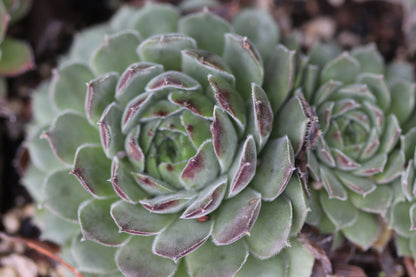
[
  {"xmin": 275, "ymin": 43, "xmax": 415, "ymax": 250},
  {"xmin": 23, "ymin": 4, "xmax": 313, "ymax": 277}
]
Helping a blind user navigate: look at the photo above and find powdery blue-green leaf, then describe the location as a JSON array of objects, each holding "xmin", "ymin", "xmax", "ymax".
[
  {"xmin": 22, "ymin": 165, "xmax": 46, "ymax": 202},
  {"xmin": 227, "ymin": 136, "xmax": 257, "ymax": 198},
  {"xmin": 43, "ymin": 169, "xmax": 90, "ymax": 222},
  {"xmin": 186, "ymin": 240, "xmax": 248, "ymax": 277},
  {"xmin": 232, "ymin": 9, "xmax": 279, "ymax": 60},
  {"xmin": 320, "ymin": 191, "xmax": 358, "ymax": 229},
  {"xmin": 180, "ymin": 140, "xmax": 219, "ymax": 190},
  {"xmin": 138, "ymin": 34, "xmax": 196, "ymax": 70},
  {"xmin": 179, "ymin": 10, "xmax": 232, "ymax": 56},
  {"xmin": 90, "ymin": 31, "xmax": 141, "ymax": 75},
  {"xmin": 132, "ymin": 3, "xmax": 179, "ymax": 38},
  {"xmin": 386, "ymin": 61, "xmax": 415, "ymax": 85},
  {"xmin": 181, "ymin": 176, "xmax": 227, "ymax": 219},
  {"xmin": 223, "ymin": 33, "xmax": 263, "ymax": 100},
  {"xmin": 71, "ymin": 144, "xmax": 113, "ymax": 198},
  {"xmin": 110, "ymin": 200, "xmax": 174, "ymax": 235},
  {"xmin": 71, "ymin": 233, "xmax": 118, "ymax": 274},
  {"xmin": 45, "ymin": 112, "xmax": 100, "ymax": 164},
  {"xmin": 50, "ymin": 63, "xmax": 94, "ymax": 113},
  {"xmin": 342, "ymin": 211, "xmax": 380, "ymax": 250},
  {"xmin": 308, "ymin": 42, "xmax": 342, "ymax": 69},
  {"xmin": 79, "ymin": 199, "xmax": 129, "ymax": 247},
  {"xmin": 235, "ymin": 254, "xmax": 287, "ymax": 277},
  {"xmin": 283, "ymin": 174, "xmax": 309, "ymax": 236},
  {"xmin": 116, "ymin": 236, "xmax": 177, "ymax": 277},
  {"xmin": 212, "ymin": 188, "xmax": 261, "ymax": 245},
  {"xmin": 153, "ymin": 218, "xmax": 213, "ymax": 262},
  {"xmin": 282, "ymin": 238, "xmax": 315, "ymax": 277},
  {"xmin": 0, "ymin": 37, "xmax": 34, "ymax": 76},
  {"xmin": 354, "ymin": 153, "xmax": 387, "ymax": 177},
  {"xmin": 320, "ymin": 52, "xmax": 359, "ymax": 85},
  {"xmin": 86, "ymin": 73, "xmax": 118, "ymax": 125},
  {"xmin": 245, "ymin": 197, "xmax": 292, "ymax": 258},
  {"xmin": 263, "ymin": 44, "xmax": 295, "ymax": 113},
  {"xmin": 396, "ymin": 236, "xmax": 412, "ymax": 257},
  {"xmin": 251, "ymin": 136, "xmax": 294, "ymax": 199},
  {"xmin": 401, "ymin": 128, "xmax": 416, "ymax": 161}
]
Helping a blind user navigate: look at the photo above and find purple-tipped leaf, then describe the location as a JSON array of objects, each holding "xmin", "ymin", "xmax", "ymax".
[
  {"xmin": 111, "ymin": 200, "xmax": 174, "ymax": 235},
  {"xmin": 140, "ymin": 191, "xmax": 195, "ymax": 214},
  {"xmin": 86, "ymin": 73, "xmax": 118, "ymax": 125},
  {"xmin": 153, "ymin": 218, "xmax": 213, "ymax": 261},
  {"xmin": 180, "ymin": 140, "xmax": 220, "ymax": 190},
  {"xmin": 228, "ymin": 135, "xmax": 257, "ymax": 198},
  {"xmin": 131, "ymin": 172, "xmax": 174, "ymax": 195},
  {"xmin": 98, "ymin": 103, "xmax": 124, "ymax": 158},
  {"xmin": 212, "ymin": 188, "xmax": 261, "ymax": 245},
  {"xmin": 181, "ymin": 176, "xmax": 227, "ymax": 219}
]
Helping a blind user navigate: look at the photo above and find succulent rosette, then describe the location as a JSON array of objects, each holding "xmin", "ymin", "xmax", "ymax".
[
  {"xmin": 23, "ymin": 3, "xmax": 314, "ymax": 276},
  {"xmin": 275, "ymin": 42, "xmax": 416, "ymax": 250}
]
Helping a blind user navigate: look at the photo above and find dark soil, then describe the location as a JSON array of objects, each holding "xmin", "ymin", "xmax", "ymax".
[{"xmin": 0, "ymin": 0, "xmax": 411, "ymax": 276}]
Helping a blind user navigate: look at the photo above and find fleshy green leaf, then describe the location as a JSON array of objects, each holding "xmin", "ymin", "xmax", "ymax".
[
  {"xmin": 45, "ymin": 112, "xmax": 100, "ymax": 164},
  {"xmin": 232, "ymin": 9, "xmax": 279, "ymax": 60},
  {"xmin": 282, "ymin": 238, "xmax": 315, "ymax": 277},
  {"xmin": 320, "ymin": 52, "xmax": 359, "ymax": 85},
  {"xmin": 50, "ymin": 63, "xmax": 95, "ymax": 113},
  {"xmin": 350, "ymin": 185, "xmax": 392, "ymax": 215},
  {"xmin": 179, "ymin": 10, "xmax": 232, "ymax": 56},
  {"xmin": 251, "ymin": 136, "xmax": 295, "ymax": 201},
  {"xmin": 72, "ymin": 144, "xmax": 113, "ymax": 198},
  {"xmin": 71, "ymin": 233, "xmax": 118, "ymax": 274},
  {"xmin": 98, "ymin": 103, "xmax": 124, "ymax": 158},
  {"xmin": 235, "ymin": 254, "xmax": 287, "ymax": 277},
  {"xmin": 284, "ymin": 174, "xmax": 308, "ymax": 235},
  {"xmin": 263, "ymin": 44, "xmax": 295, "ymax": 112},
  {"xmin": 186, "ymin": 240, "xmax": 248, "ymax": 277},
  {"xmin": 110, "ymin": 200, "xmax": 174, "ymax": 235},
  {"xmin": 86, "ymin": 72, "xmax": 118, "ymax": 125},
  {"xmin": 320, "ymin": 190, "xmax": 358, "ymax": 229},
  {"xmin": 245, "ymin": 197, "xmax": 292, "ymax": 258},
  {"xmin": 212, "ymin": 188, "xmax": 261, "ymax": 245},
  {"xmin": 389, "ymin": 81, "xmax": 415, "ymax": 124},
  {"xmin": 223, "ymin": 33, "xmax": 263, "ymax": 100},
  {"xmin": 153, "ymin": 218, "xmax": 213, "ymax": 262},
  {"xmin": 138, "ymin": 34, "xmax": 196, "ymax": 70},
  {"xmin": 132, "ymin": 3, "xmax": 179, "ymax": 38},
  {"xmin": 43, "ymin": 169, "xmax": 90, "ymax": 222},
  {"xmin": 91, "ymin": 31, "xmax": 141, "ymax": 75},
  {"xmin": 342, "ymin": 211, "xmax": 380, "ymax": 250},
  {"xmin": 116, "ymin": 236, "xmax": 177, "ymax": 277},
  {"xmin": 79, "ymin": 199, "xmax": 129, "ymax": 246},
  {"xmin": 351, "ymin": 44, "xmax": 384, "ymax": 74}
]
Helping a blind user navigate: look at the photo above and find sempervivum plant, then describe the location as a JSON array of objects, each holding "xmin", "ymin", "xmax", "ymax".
[
  {"xmin": 23, "ymin": 3, "xmax": 315, "ymax": 276},
  {"xmin": 275, "ymin": 42, "xmax": 415, "ymax": 250}
]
